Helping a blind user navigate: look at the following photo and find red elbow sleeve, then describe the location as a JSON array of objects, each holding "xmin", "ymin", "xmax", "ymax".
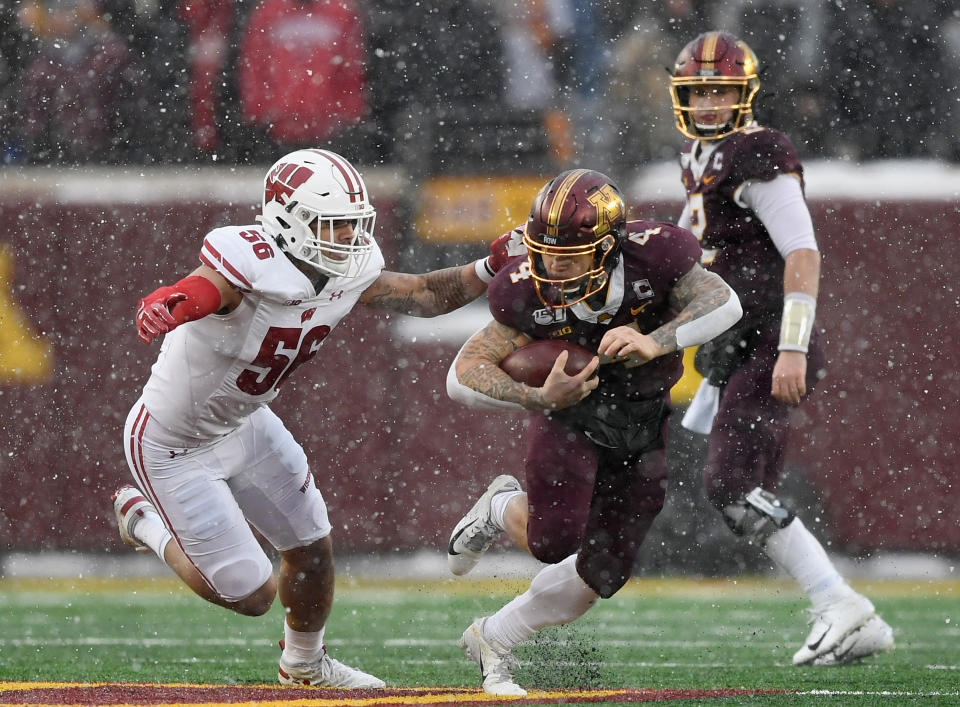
[{"xmin": 169, "ymin": 275, "xmax": 223, "ymax": 324}]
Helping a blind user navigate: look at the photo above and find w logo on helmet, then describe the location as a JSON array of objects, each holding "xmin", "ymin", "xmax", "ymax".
[{"xmin": 265, "ymin": 163, "xmax": 314, "ymax": 205}]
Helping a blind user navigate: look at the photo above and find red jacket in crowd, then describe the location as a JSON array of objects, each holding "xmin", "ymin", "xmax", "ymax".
[{"xmin": 238, "ymin": 0, "xmax": 368, "ymax": 144}]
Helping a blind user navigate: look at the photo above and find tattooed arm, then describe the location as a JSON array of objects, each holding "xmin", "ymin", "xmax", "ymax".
[
  {"xmin": 597, "ymin": 264, "xmax": 741, "ymax": 363},
  {"xmin": 359, "ymin": 262, "xmax": 488, "ymax": 316},
  {"xmin": 452, "ymin": 320, "xmax": 599, "ymax": 411}
]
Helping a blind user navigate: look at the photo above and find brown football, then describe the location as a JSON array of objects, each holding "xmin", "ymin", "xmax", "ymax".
[{"xmin": 500, "ymin": 339, "xmax": 596, "ymax": 387}]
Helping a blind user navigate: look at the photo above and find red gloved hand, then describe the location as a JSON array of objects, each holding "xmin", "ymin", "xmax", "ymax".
[
  {"xmin": 488, "ymin": 227, "xmax": 526, "ymax": 273},
  {"xmin": 476, "ymin": 226, "xmax": 527, "ymax": 283},
  {"xmin": 136, "ymin": 286, "xmax": 187, "ymax": 345},
  {"xmin": 135, "ymin": 275, "xmax": 222, "ymax": 344}
]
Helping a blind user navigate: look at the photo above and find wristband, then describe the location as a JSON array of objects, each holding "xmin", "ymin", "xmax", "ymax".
[
  {"xmin": 778, "ymin": 292, "xmax": 816, "ymax": 353},
  {"xmin": 474, "ymin": 257, "xmax": 496, "ymax": 284}
]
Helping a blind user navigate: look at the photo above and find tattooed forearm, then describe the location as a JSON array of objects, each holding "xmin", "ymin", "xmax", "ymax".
[
  {"xmin": 419, "ymin": 265, "xmax": 485, "ymax": 314},
  {"xmin": 361, "ymin": 264, "xmax": 487, "ymax": 316},
  {"xmin": 457, "ymin": 323, "xmax": 547, "ymax": 409},
  {"xmin": 650, "ymin": 265, "xmax": 731, "ymax": 351}
]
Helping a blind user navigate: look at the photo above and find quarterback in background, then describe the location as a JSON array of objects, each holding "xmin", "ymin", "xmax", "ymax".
[
  {"xmin": 112, "ymin": 149, "xmax": 490, "ymax": 688},
  {"xmin": 669, "ymin": 31, "xmax": 893, "ymax": 665},
  {"xmin": 446, "ymin": 169, "xmax": 742, "ymax": 695}
]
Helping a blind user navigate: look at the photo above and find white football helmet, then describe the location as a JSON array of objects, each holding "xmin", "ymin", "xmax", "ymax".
[{"xmin": 258, "ymin": 149, "xmax": 376, "ymax": 278}]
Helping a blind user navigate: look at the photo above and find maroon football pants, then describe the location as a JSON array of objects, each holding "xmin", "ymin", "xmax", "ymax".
[
  {"xmin": 523, "ymin": 412, "xmax": 667, "ymax": 598},
  {"xmin": 704, "ymin": 325, "xmax": 826, "ymax": 509}
]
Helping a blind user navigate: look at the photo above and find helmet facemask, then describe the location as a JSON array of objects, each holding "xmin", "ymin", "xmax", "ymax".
[
  {"xmin": 523, "ymin": 231, "xmax": 619, "ymax": 309},
  {"xmin": 277, "ymin": 202, "xmax": 376, "ymax": 278},
  {"xmin": 670, "ymin": 76, "xmax": 759, "ymax": 140}
]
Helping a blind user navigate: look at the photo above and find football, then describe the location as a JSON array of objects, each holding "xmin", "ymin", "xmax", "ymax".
[{"xmin": 500, "ymin": 339, "xmax": 596, "ymax": 387}]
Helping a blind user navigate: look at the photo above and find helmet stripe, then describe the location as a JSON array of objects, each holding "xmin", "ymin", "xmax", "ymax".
[
  {"xmin": 701, "ymin": 32, "xmax": 719, "ymax": 65},
  {"xmin": 547, "ymin": 169, "xmax": 588, "ymax": 237},
  {"xmin": 317, "ymin": 150, "xmax": 364, "ymax": 204}
]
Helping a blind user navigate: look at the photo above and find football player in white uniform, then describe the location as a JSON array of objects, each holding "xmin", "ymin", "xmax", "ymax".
[{"xmin": 111, "ymin": 149, "xmax": 491, "ymax": 689}]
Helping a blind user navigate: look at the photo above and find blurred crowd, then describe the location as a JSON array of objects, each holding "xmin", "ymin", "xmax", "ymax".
[{"xmin": 1, "ymin": 0, "xmax": 958, "ymax": 175}]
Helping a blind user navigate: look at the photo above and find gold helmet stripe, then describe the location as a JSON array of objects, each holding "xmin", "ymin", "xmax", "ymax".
[
  {"xmin": 701, "ymin": 32, "xmax": 719, "ymax": 66},
  {"xmin": 546, "ymin": 169, "xmax": 589, "ymax": 237}
]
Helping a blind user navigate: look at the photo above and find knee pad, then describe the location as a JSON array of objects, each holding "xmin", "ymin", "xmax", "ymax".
[
  {"xmin": 210, "ymin": 555, "xmax": 274, "ymax": 604},
  {"xmin": 721, "ymin": 487, "xmax": 795, "ymax": 545}
]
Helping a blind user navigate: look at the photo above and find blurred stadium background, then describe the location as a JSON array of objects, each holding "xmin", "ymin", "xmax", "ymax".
[
  {"xmin": 0, "ymin": 159, "xmax": 957, "ymax": 583},
  {"xmin": 0, "ymin": 0, "xmax": 957, "ymax": 583}
]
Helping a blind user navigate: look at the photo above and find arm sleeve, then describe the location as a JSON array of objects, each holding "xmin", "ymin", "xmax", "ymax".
[
  {"xmin": 169, "ymin": 275, "xmax": 223, "ymax": 324},
  {"xmin": 445, "ymin": 342, "xmax": 525, "ymax": 412},
  {"xmin": 736, "ymin": 174, "xmax": 818, "ymax": 258},
  {"xmin": 675, "ymin": 281, "xmax": 743, "ymax": 348}
]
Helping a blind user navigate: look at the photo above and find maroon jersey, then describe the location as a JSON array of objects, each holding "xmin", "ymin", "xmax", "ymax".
[
  {"xmin": 487, "ymin": 220, "xmax": 701, "ymax": 400},
  {"xmin": 680, "ymin": 126, "xmax": 803, "ymax": 318}
]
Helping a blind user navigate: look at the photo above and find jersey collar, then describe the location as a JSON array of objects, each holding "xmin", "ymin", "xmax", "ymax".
[{"xmin": 569, "ymin": 260, "xmax": 625, "ymax": 324}]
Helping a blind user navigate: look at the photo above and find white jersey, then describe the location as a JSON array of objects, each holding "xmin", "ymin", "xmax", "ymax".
[{"xmin": 141, "ymin": 224, "xmax": 385, "ymax": 441}]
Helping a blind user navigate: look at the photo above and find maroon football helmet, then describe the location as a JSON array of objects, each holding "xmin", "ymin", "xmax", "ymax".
[
  {"xmin": 522, "ymin": 169, "xmax": 627, "ymax": 309},
  {"xmin": 669, "ymin": 31, "xmax": 760, "ymax": 140}
]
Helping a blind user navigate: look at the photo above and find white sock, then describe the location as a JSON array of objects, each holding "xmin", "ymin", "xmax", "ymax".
[
  {"xmin": 764, "ymin": 518, "xmax": 855, "ymax": 609},
  {"xmin": 490, "ymin": 490, "xmax": 523, "ymax": 531},
  {"xmin": 282, "ymin": 618, "xmax": 325, "ymax": 663},
  {"xmin": 130, "ymin": 510, "xmax": 173, "ymax": 563},
  {"xmin": 484, "ymin": 554, "xmax": 599, "ymax": 650}
]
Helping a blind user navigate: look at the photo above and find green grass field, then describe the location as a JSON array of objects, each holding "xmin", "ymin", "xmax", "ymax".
[{"xmin": 1, "ymin": 575, "xmax": 957, "ymax": 705}]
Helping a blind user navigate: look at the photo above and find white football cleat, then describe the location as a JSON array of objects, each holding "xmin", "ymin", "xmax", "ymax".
[
  {"xmin": 459, "ymin": 618, "xmax": 526, "ymax": 696},
  {"xmin": 810, "ymin": 615, "xmax": 894, "ymax": 666},
  {"xmin": 793, "ymin": 593, "xmax": 892, "ymax": 665},
  {"xmin": 278, "ymin": 649, "xmax": 385, "ymax": 688},
  {"xmin": 111, "ymin": 485, "xmax": 154, "ymax": 553},
  {"xmin": 447, "ymin": 474, "xmax": 521, "ymax": 576}
]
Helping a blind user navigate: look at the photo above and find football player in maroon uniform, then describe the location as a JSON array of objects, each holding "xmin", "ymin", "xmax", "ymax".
[
  {"xmin": 446, "ymin": 169, "xmax": 742, "ymax": 695},
  {"xmin": 670, "ymin": 31, "xmax": 893, "ymax": 665}
]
